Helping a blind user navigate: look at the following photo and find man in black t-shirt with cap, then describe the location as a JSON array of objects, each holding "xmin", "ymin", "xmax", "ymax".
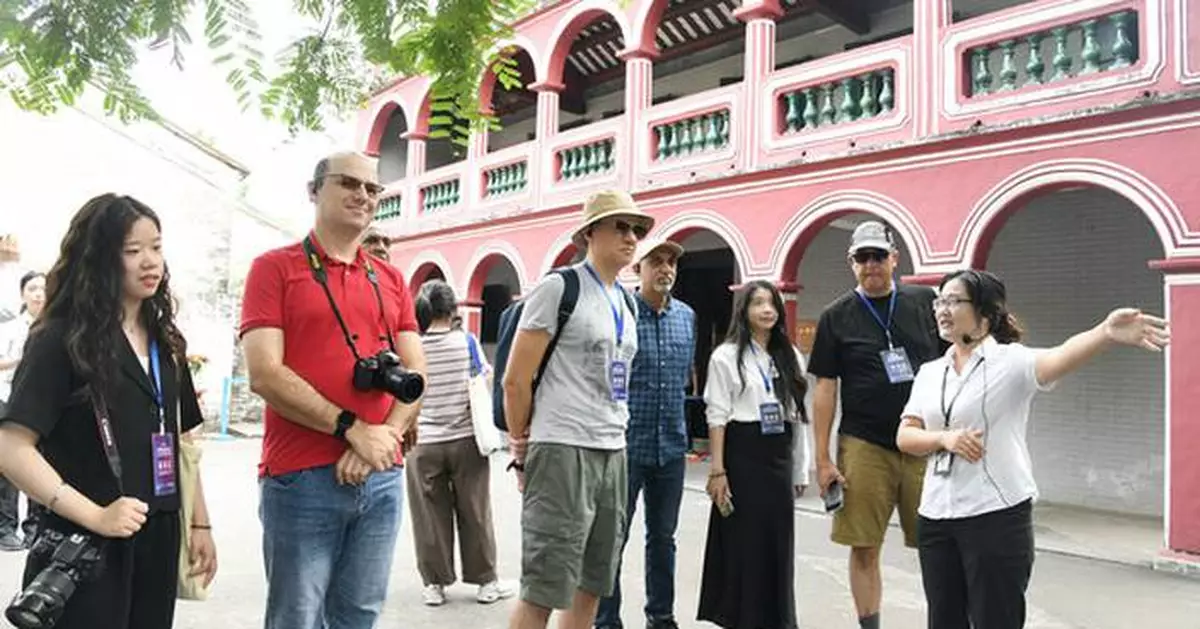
[{"xmin": 807, "ymin": 221, "xmax": 942, "ymax": 629}]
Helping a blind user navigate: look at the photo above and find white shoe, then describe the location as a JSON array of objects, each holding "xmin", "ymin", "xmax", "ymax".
[
  {"xmin": 423, "ymin": 584, "xmax": 447, "ymax": 607},
  {"xmin": 476, "ymin": 580, "xmax": 515, "ymax": 604}
]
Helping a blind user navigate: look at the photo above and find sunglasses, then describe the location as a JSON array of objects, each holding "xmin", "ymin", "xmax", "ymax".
[
  {"xmin": 851, "ymin": 249, "xmax": 890, "ymax": 264},
  {"xmin": 604, "ymin": 218, "xmax": 649, "ymax": 240},
  {"xmin": 326, "ymin": 174, "xmax": 385, "ymax": 198}
]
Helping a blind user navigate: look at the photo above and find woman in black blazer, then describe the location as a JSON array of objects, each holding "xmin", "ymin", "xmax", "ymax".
[{"xmin": 0, "ymin": 194, "xmax": 218, "ymax": 629}]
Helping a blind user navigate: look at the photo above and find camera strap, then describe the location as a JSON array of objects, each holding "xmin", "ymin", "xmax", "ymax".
[
  {"xmin": 302, "ymin": 235, "xmax": 398, "ymax": 360},
  {"xmin": 87, "ymin": 387, "xmax": 125, "ymax": 494}
]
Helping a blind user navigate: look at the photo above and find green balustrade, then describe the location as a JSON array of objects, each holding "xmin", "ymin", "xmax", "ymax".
[
  {"xmin": 652, "ymin": 109, "xmax": 732, "ymax": 161},
  {"xmin": 967, "ymin": 10, "xmax": 1140, "ymax": 97},
  {"xmin": 374, "ymin": 195, "xmax": 403, "ymax": 221},
  {"xmin": 779, "ymin": 69, "xmax": 895, "ymax": 134},
  {"xmin": 485, "ymin": 161, "xmax": 529, "ymax": 198},
  {"xmin": 421, "ymin": 179, "xmax": 460, "ymax": 213},
  {"xmin": 557, "ymin": 139, "xmax": 615, "ymax": 181}
]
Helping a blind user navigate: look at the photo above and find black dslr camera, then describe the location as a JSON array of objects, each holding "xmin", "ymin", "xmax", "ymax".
[
  {"xmin": 353, "ymin": 350, "xmax": 425, "ymax": 403},
  {"xmin": 6, "ymin": 532, "xmax": 106, "ymax": 628}
]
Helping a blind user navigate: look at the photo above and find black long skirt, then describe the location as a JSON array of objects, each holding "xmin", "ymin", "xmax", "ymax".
[{"xmin": 697, "ymin": 421, "xmax": 797, "ymax": 629}]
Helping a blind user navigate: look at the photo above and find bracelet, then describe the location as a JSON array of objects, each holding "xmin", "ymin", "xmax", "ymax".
[
  {"xmin": 191, "ymin": 524, "xmax": 212, "ymax": 530},
  {"xmin": 708, "ymin": 470, "xmax": 726, "ymax": 478},
  {"xmin": 46, "ymin": 482, "xmax": 67, "ymax": 512}
]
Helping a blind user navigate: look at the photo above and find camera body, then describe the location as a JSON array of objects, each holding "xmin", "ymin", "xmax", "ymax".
[
  {"xmin": 7, "ymin": 531, "xmax": 106, "ymax": 629},
  {"xmin": 353, "ymin": 350, "xmax": 425, "ymax": 403}
]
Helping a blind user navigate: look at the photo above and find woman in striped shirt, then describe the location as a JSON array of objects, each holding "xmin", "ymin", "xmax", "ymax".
[{"xmin": 407, "ymin": 280, "xmax": 513, "ymax": 607}]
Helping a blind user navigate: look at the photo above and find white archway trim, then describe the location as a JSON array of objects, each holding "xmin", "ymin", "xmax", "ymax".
[
  {"xmin": 766, "ymin": 190, "xmax": 930, "ymax": 277},
  {"xmin": 364, "ymin": 94, "xmax": 415, "ymax": 148},
  {"xmin": 405, "ymin": 250, "xmax": 456, "ymax": 290},
  {"xmin": 957, "ymin": 159, "xmax": 1191, "ymax": 265},
  {"xmin": 537, "ymin": 227, "xmax": 579, "ymax": 284},
  {"xmin": 542, "ymin": 0, "xmax": 632, "ymax": 83},
  {"xmin": 654, "ymin": 210, "xmax": 754, "ymax": 282},
  {"xmin": 630, "ymin": 0, "xmax": 666, "ymax": 54},
  {"xmin": 464, "ymin": 240, "xmax": 530, "ymax": 297},
  {"xmin": 484, "ymin": 35, "xmax": 544, "ymax": 87}
]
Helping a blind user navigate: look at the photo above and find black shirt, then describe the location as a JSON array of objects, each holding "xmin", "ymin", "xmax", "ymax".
[
  {"xmin": 0, "ymin": 318, "xmax": 203, "ymax": 534},
  {"xmin": 807, "ymin": 283, "xmax": 943, "ymax": 451}
]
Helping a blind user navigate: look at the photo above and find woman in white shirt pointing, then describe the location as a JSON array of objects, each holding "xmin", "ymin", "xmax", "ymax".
[
  {"xmin": 896, "ymin": 269, "xmax": 1168, "ymax": 629},
  {"xmin": 698, "ymin": 280, "xmax": 811, "ymax": 629}
]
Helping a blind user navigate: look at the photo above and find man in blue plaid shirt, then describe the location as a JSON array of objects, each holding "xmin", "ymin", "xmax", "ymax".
[{"xmin": 596, "ymin": 237, "xmax": 696, "ymax": 629}]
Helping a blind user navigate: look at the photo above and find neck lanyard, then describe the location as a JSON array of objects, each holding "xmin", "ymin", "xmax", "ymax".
[
  {"xmin": 302, "ymin": 235, "xmax": 397, "ymax": 359},
  {"xmin": 749, "ymin": 343, "xmax": 774, "ymax": 394},
  {"xmin": 148, "ymin": 338, "xmax": 166, "ymax": 433},
  {"xmin": 855, "ymin": 282, "xmax": 898, "ymax": 348},
  {"xmin": 940, "ymin": 357, "xmax": 985, "ymax": 429},
  {"xmin": 583, "ymin": 262, "xmax": 625, "ymax": 348}
]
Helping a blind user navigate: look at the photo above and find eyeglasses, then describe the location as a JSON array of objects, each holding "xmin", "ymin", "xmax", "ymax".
[
  {"xmin": 851, "ymin": 249, "xmax": 890, "ymax": 264},
  {"xmin": 932, "ymin": 296, "xmax": 973, "ymax": 310},
  {"xmin": 605, "ymin": 219, "xmax": 649, "ymax": 240},
  {"xmin": 326, "ymin": 174, "xmax": 385, "ymax": 198},
  {"xmin": 363, "ymin": 235, "xmax": 388, "ymax": 246}
]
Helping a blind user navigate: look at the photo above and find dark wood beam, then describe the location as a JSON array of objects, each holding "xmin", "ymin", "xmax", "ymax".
[
  {"xmin": 574, "ymin": 0, "xmax": 732, "ymax": 55},
  {"xmin": 796, "ymin": 0, "xmax": 869, "ymax": 35},
  {"xmin": 560, "ymin": 62, "xmax": 588, "ymax": 116}
]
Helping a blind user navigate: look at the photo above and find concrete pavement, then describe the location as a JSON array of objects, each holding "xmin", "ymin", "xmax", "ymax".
[{"xmin": 0, "ymin": 437, "xmax": 1197, "ymax": 628}]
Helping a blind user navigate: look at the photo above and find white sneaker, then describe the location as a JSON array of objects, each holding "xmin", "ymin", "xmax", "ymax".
[
  {"xmin": 423, "ymin": 584, "xmax": 447, "ymax": 607},
  {"xmin": 476, "ymin": 580, "xmax": 515, "ymax": 604}
]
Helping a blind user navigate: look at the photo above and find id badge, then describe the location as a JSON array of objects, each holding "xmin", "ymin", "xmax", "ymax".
[
  {"xmin": 880, "ymin": 347, "xmax": 915, "ymax": 384},
  {"xmin": 933, "ymin": 451, "xmax": 954, "ymax": 477},
  {"xmin": 609, "ymin": 360, "xmax": 629, "ymax": 402},
  {"xmin": 151, "ymin": 433, "xmax": 178, "ymax": 497},
  {"xmin": 759, "ymin": 402, "xmax": 785, "ymax": 435}
]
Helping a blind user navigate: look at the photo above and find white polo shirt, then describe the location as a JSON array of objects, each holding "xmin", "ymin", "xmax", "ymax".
[{"xmin": 901, "ymin": 336, "xmax": 1054, "ymax": 520}]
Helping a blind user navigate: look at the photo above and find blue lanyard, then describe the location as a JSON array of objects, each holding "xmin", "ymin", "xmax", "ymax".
[
  {"xmin": 854, "ymin": 282, "xmax": 898, "ymax": 348},
  {"xmin": 583, "ymin": 263, "xmax": 625, "ymax": 348},
  {"xmin": 749, "ymin": 344, "xmax": 773, "ymax": 394},
  {"xmin": 148, "ymin": 338, "xmax": 166, "ymax": 432}
]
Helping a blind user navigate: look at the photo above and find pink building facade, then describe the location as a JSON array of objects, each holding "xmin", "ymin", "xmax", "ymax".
[{"xmin": 358, "ymin": 0, "xmax": 1200, "ymax": 564}]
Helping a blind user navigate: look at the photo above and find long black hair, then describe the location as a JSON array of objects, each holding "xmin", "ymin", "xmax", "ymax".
[
  {"xmin": 37, "ymin": 194, "xmax": 186, "ymax": 396},
  {"xmin": 939, "ymin": 269, "xmax": 1023, "ymax": 344},
  {"xmin": 725, "ymin": 280, "xmax": 808, "ymax": 422}
]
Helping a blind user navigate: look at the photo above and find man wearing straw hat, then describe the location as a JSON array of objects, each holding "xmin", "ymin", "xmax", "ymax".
[{"xmin": 505, "ymin": 190, "xmax": 652, "ymax": 629}]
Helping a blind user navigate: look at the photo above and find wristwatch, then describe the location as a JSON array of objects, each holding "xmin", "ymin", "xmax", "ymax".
[{"xmin": 334, "ymin": 410, "xmax": 356, "ymax": 441}]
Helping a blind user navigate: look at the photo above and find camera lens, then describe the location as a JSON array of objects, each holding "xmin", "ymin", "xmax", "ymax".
[{"xmin": 384, "ymin": 370, "xmax": 425, "ymax": 404}]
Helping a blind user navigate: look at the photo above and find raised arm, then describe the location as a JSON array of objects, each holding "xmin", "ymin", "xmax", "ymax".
[{"xmin": 1034, "ymin": 308, "xmax": 1169, "ymax": 388}]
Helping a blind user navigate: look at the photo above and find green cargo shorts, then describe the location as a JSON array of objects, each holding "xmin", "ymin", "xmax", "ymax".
[{"xmin": 520, "ymin": 443, "xmax": 627, "ymax": 610}]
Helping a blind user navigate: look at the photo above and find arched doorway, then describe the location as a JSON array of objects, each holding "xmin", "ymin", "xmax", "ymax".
[
  {"xmin": 466, "ymin": 254, "xmax": 523, "ymax": 360},
  {"xmin": 409, "ymin": 262, "xmax": 447, "ymax": 298},
  {"xmin": 981, "ymin": 186, "xmax": 1166, "ymax": 517},
  {"xmin": 546, "ymin": 7, "xmax": 627, "ymax": 133},
  {"xmin": 373, "ymin": 103, "xmax": 409, "ymax": 184}
]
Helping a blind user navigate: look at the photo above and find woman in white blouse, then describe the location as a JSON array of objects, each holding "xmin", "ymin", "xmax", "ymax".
[
  {"xmin": 697, "ymin": 280, "xmax": 811, "ymax": 629},
  {"xmin": 896, "ymin": 269, "xmax": 1168, "ymax": 629}
]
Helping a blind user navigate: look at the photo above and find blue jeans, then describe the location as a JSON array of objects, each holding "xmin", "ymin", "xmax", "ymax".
[
  {"xmin": 260, "ymin": 464, "xmax": 404, "ymax": 629},
  {"xmin": 595, "ymin": 457, "xmax": 686, "ymax": 628}
]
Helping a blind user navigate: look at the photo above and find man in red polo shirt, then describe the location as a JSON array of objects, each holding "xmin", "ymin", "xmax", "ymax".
[{"xmin": 240, "ymin": 151, "xmax": 425, "ymax": 629}]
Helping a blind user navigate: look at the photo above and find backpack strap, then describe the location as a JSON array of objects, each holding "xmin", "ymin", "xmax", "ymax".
[{"xmin": 534, "ymin": 268, "xmax": 579, "ymax": 389}]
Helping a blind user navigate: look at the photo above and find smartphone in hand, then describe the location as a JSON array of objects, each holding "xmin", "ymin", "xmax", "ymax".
[
  {"xmin": 823, "ymin": 480, "xmax": 844, "ymax": 513},
  {"xmin": 717, "ymin": 496, "xmax": 734, "ymax": 517}
]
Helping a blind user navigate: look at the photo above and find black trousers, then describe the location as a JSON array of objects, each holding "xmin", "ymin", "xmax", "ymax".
[
  {"xmin": 0, "ymin": 473, "xmax": 19, "ymax": 536},
  {"xmin": 20, "ymin": 510, "xmax": 180, "ymax": 629},
  {"xmin": 917, "ymin": 500, "xmax": 1034, "ymax": 629}
]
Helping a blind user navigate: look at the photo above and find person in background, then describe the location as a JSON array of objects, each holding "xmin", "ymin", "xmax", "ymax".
[
  {"xmin": 807, "ymin": 221, "xmax": 942, "ymax": 629},
  {"xmin": 896, "ymin": 269, "xmax": 1168, "ymax": 629},
  {"xmin": 363, "ymin": 228, "xmax": 391, "ymax": 262},
  {"xmin": 0, "ymin": 271, "xmax": 46, "ymax": 550},
  {"xmin": 596, "ymin": 237, "xmax": 695, "ymax": 629},
  {"xmin": 407, "ymin": 280, "xmax": 513, "ymax": 607},
  {"xmin": 697, "ymin": 280, "xmax": 811, "ymax": 629},
  {"xmin": 0, "ymin": 194, "xmax": 217, "ymax": 628}
]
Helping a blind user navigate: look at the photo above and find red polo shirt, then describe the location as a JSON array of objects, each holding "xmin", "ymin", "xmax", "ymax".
[{"xmin": 239, "ymin": 233, "xmax": 419, "ymax": 477}]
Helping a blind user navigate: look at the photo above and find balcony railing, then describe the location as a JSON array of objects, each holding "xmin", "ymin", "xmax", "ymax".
[
  {"xmin": 375, "ymin": 194, "xmax": 403, "ymax": 221},
  {"xmin": 967, "ymin": 9, "xmax": 1138, "ymax": 97},
  {"xmin": 780, "ymin": 69, "xmax": 895, "ymax": 133},
  {"xmin": 421, "ymin": 178, "xmax": 461, "ymax": 213},
  {"xmin": 558, "ymin": 137, "xmax": 616, "ymax": 182},
  {"xmin": 653, "ymin": 109, "xmax": 731, "ymax": 161},
  {"xmin": 484, "ymin": 161, "xmax": 529, "ymax": 198}
]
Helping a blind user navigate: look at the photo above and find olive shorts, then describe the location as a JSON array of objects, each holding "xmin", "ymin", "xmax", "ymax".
[
  {"xmin": 832, "ymin": 435, "xmax": 926, "ymax": 548},
  {"xmin": 520, "ymin": 443, "xmax": 627, "ymax": 610}
]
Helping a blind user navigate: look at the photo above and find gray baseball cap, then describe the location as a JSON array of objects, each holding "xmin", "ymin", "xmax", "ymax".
[{"xmin": 848, "ymin": 221, "xmax": 895, "ymax": 254}]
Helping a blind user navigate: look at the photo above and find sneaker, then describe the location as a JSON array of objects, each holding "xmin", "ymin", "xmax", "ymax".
[
  {"xmin": 476, "ymin": 580, "xmax": 515, "ymax": 604},
  {"xmin": 647, "ymin": 618, "xmax": 679, "ymax": 629},
  {"xmin": 423, "ymin": 584, "xmax": 446, "ymax": 607}
]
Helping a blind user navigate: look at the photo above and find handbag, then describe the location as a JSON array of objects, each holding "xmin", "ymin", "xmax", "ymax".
[
  {"xmin": 175, "ymin": 382, "xmax": 209, "ymax": 601},
  {"xmin": 466, "ymin": 334, "xmax": 504, "ymax": 456}
]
